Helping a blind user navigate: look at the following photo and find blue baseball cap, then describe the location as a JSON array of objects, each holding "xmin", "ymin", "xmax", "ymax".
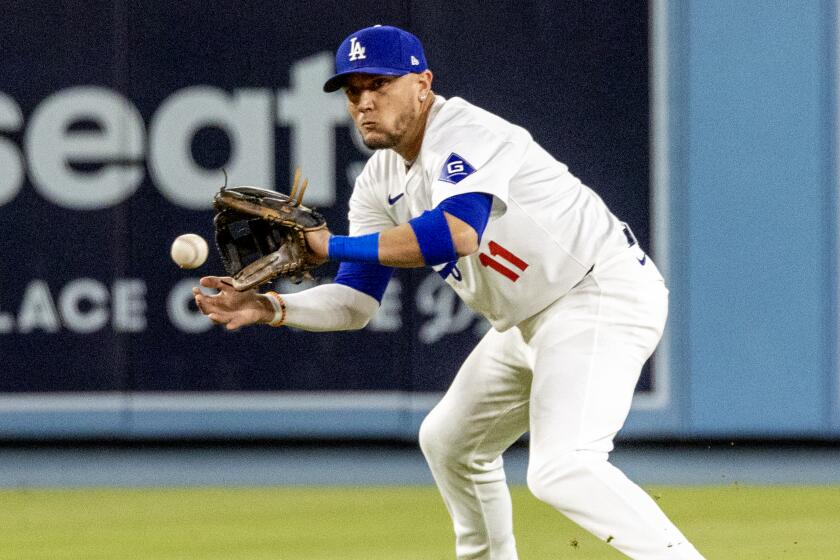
[{"xmin": 323, "ymin": 25, "xmax": 428, "ymax": 92}]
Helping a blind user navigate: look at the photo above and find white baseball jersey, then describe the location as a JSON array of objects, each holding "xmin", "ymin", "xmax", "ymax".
[{"xmin": 349, "ymin": 95, "xmax": 631, "ymax": 331}]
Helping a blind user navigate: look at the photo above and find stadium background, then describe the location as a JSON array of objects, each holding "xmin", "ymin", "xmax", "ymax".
[
  {"xmin": 1, "ymin": 0, "xmax": 838, "ymax": 440},
  {"xmin": 1, "ymin": 0, "xmax": 659, "ymax": 439},
  {"xmin": 1, "ymin": 1, "xmax": 840, "ymax": 558}
]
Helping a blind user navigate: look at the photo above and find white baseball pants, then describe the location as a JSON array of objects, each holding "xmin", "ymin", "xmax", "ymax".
[{"xmin": 419, "ymin": 248, "xmax": 704, "ymax": 559}]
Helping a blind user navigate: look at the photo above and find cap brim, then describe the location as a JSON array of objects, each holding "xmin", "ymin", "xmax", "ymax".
[{"xmin": 322, "ymin": 68, "xmax": 409, "ymax": 92}]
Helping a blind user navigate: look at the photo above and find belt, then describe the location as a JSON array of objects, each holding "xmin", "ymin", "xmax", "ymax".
[
  {"xmin": 622, "ymin": 222, "xmax": 638, "ymax": 248},
  {"xmin": 585, "ymin": 223, "xmax": 638, "ymax": 278}
]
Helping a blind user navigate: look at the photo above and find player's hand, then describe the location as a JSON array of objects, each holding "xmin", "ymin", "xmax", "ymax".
[
  {"xmin": 305, "ymin": 228, "xmax": 331, "ymax": 265},
  {"xmin": 193, "ymin": 276, "xmax": 273, "ymax": 330}
]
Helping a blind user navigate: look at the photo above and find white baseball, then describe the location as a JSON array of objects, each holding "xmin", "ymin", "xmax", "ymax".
[{"xmin": 170, "ymin": 233, "xmax": 209, "ymax": 269}]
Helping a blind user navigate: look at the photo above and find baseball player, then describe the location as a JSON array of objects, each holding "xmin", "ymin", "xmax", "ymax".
[{"xmin": 194, "ymin": 25, "xmax": 704, "ymax": 559}]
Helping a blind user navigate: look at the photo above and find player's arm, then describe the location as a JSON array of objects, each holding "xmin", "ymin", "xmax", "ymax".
[
  {"xmin": 193, "ymin": 268, "xmax": 387, "ymax": 332},
  {"xmin": 193, "ymin": 192, "xmax": 488, "ymax": 332},
  {"xmin": 195, "ymin": 172, "xmax": 400, "ymax": 332},
  {"xmin": 307, "ymin": 192, "xmax": 493, "ymax": 268},
  {"xmin": 378, "ymin": 212, "xmax": 475, "ymax": 266}
]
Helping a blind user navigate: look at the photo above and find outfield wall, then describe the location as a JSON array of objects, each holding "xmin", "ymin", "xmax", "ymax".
[{"xmin": 0, "ymin": 1, "xmax": 837, "ymax": 440}]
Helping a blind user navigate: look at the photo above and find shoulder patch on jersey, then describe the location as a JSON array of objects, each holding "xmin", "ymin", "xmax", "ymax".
[{"xmin": 439, "ymin": 153, "xmax": 476, "ymax": 184}]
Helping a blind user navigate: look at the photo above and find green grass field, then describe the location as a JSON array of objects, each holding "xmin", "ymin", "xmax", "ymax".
[{"xmin": 1, "ymin": 485, "xmax": 838, "ymax": 559}]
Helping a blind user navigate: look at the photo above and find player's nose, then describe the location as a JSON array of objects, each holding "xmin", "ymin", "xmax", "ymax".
[{"xmin": 357, "ymin": 89, "xmax": 375, "ymax": 111}]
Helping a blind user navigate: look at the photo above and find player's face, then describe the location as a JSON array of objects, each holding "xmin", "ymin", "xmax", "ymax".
[{"xmin": 343, "ymin": 73, "xmax": 427, "ymax": 151}]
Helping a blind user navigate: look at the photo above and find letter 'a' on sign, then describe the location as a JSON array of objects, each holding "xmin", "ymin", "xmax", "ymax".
[{"xmin": 438, "ymin": 152, "xmax": 476, "ymax": 184}]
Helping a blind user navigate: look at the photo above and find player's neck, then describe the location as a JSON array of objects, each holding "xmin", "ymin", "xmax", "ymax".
[{"xmin": 395, "ymin": 92, "xmax": 436, "ymax": 163}]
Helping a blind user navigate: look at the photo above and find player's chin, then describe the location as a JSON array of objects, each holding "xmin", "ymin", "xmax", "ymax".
[{"xmin": 362, "ymin": 131, "xmax": 398, "ymax": 150}]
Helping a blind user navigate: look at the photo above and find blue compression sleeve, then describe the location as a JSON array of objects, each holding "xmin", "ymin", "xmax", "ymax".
[
  {"xmin": 409, "ymin": 208, "xmax": 457, "ymax": 266},
  {"xmin": 438, "ymin": 192, "xmax": 493, "ymax": 242},
  {"xmin": 328, "ymin": 232, "xmax": 380, "ymax": 263},
  {"xmin": 334, "ymin": 261, "xmax": 394, "ymax": 302}
]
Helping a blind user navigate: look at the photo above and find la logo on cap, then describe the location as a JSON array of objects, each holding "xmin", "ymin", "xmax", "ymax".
[{"xmin": 348, "ymin": 37, "xmax": 366, "ymax": 61}]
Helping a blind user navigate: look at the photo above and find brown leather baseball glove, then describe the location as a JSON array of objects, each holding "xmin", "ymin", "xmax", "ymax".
[{"xmin": 213, "ymin": 169, "xmax": 327, "ymax": 291}]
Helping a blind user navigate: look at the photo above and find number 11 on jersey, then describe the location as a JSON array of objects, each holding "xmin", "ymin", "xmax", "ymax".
[{"xmin": 479, "ymin": 241, "xmax": 528, "ymax": 282}]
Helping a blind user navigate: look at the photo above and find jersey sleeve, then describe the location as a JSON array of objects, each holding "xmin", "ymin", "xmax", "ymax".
[
  {"xmin": 429, "ymin": 127, "xmax": 530, "ymax": 219},
  {"xmin": 347, "ymin": 159, "xmax": 397, "ymax": 236}
]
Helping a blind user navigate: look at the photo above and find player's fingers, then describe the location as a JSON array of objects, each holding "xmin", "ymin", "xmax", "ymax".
[
  {"xmin": 224, "ymin": 311, "xmax": 250, "ymax": 330},
  {"xmin": 193, "ymin": 292, "xmax": 206, "ymax": 314},
  {"xmin": 207, "ymin": 312, "xmax": 229, "ymax": 325},
  {"xmin": 200, "ymin": 276, "xmax": 234, "ymax": 290},
  {"xmin": 195, "ymin": 294, "xmax": 221, "ymax": 317},
  {"xmin": 194, "ymin": 290, "xmax": 210, "ymax": 307},
  {"xmin": 199, "ymin": 276, "xmax": 220, "ymax": 288},
  {"xmin": 195, "ymin": 288, "xmax": 225, "ymax": 309}
]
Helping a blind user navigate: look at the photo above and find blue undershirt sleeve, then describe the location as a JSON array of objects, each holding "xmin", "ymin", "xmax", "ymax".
[{"xmin": 333, "ymin": 261, "xmax": 394, "ymax": 302}]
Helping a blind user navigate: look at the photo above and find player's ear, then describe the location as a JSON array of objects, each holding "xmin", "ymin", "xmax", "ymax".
[{"xmin": 417, "ymin": 70, "xmax": 433, "ymax": 101}]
